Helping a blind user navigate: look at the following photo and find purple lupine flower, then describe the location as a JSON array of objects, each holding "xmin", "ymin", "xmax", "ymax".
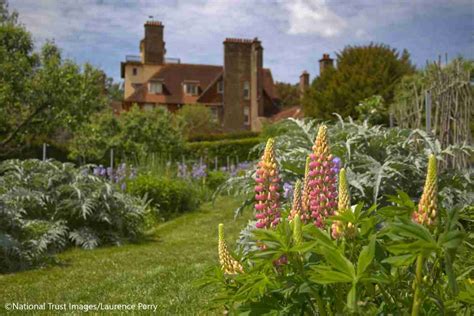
[
  {"xmin": 106, "ymin": 167, "xmax": 113, "ymax": 177},
  {"xmin": 121, "ymin": 182, "xmax": 127, "ymax": 191},
  {"xmin": 99, "ymin": 165, "xmax": 107, "ymax": 177},
  {"xmin": 93, "ymin": 167, "xmax": 101, "ymax": 176},
  {"xmin": 330, "ymin": 157, "xmax": 341, "ymax": 176},
  {"xmin": 283, "ymin": 182, "xmax": 293, "ymax": 199},
  {"xmin": 191, "ymin": 161, "xmax": 207, "ymax": 179}
]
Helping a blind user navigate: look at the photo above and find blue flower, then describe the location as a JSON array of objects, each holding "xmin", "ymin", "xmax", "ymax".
[{"xmin": 283, "ymin": 182, "xmax": 293, "ymax": 199}]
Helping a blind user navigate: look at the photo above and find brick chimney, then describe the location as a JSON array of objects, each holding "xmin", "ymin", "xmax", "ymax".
[
  {"xmin": 223, "ymin": 38, "xmax": 263, "ymax": 132},
  {"xmin": 141, "ymin": 21, "xmax": 165, "ymax": 64},
  {"xmin": 319, "ymin": 53, "xmax": 334, "ymax": 75},
  {"xmin": 299, "ymin": 71, "xmax": 309, "ymax": 99}
]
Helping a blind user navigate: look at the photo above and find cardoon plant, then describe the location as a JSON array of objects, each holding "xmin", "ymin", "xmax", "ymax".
[
  {"xmin": 307, "ymin": 125, "xmax": 338, "ymax": 228},
  {"xmin": 254, "ymin": 138, "xmax": 281, "ymax": 229}
]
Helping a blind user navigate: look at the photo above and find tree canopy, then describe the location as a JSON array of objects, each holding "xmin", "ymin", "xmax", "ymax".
[
  {"xmin": 303, "ymin": 43, "xmax": 415, "ymax": 123},
  {"xmin": 0, "ymin": 1, "xmax": 107, "ymax": 156},
  {"xmin": 274, "ymin": 82, "xmax": 300, "ymax": 108},
  {"xmin": 69, "ymin": 105, "xmax": 184, "ymax": 163},
  {"xmin": 176, "ymin": 104, "xmax": 220, "ymax": 138}
]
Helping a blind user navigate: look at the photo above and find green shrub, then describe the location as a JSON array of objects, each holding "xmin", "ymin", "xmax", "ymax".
[
  {"xmin": 206, "ymin": 170, "xmax": 229, "ymax": 191},
  {"xmin": 0, "ymin": 159, "xmax": 147, "ymax": 273},
  {"xmin": 127, "ymin": 175, "xmax": 201, "ymax": 219},
  {"xmin": 188, "ymin": 131, "xmax": 259, "ymax": 142},
  {"xmin": 185, "ymin": 137, "xmax": 261, "ymax": 166},
  {"xmin": 69, "ymin": 105, "xmax": 184, "ymax": 164},
  {"xmin": 176, "ymin": 104, "xmax": 221, "ymax": 138}
]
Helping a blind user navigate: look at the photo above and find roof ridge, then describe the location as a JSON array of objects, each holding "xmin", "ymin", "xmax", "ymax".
[{"xmin": 164, "ymin": 62, "xmax": 223, "ymax": 68}]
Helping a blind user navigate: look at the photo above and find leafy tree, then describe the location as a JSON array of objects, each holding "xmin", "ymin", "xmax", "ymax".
[
  {"xmin": 176, "ymin": 104, "xmax": 220, "ymax": 138},
  {"xmin": 0, "ymin": 1, "xmax": 107, "ymax": 156},
  {"xmin": 69, "ymin": 105, "xmax": 184, "ymax": 163},
  {"xmin": 105, "ymin": 76, "xmax": 124, "ymax": 102},
  {"xmin": 355, "ymin": 95, "xmax": 386, "ymax": 125},
  {"xmin": 274, "ymin": 81, "xmax": 300, "ymax": 107},
  {"xmin": 303, "ymin": 43, "xmax": 415, "ymax": 123}
]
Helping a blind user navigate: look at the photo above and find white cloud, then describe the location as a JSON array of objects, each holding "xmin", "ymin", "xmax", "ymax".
[{"xmin": 283, "ymin": 0, "xmax": 347, "ymax": 37}]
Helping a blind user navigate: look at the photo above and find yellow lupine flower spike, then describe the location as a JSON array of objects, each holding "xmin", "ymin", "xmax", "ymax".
[
  {"xmin": 332, "ymin": 168, "xmax": 353, "ymax": 239},
  {"xmin": 413, "ymin": 154, "xmax": 438, "ymax": 227},
  {"xmin": 218, "ymin": 224, "xmax": 243, "ymax": 275}
]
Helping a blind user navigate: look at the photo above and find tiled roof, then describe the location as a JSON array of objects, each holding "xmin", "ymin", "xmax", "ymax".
[
  {"xmin": 271, "ymin": 106, "xmax": 304, "ymax": 122},
  {"xmin": 125, "ymin": 63, "xmax": 279, "ymax": 105}
]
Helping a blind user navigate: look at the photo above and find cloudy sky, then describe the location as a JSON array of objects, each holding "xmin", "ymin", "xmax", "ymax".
[{"xmin": 9, "ymin": 0, "xmax": 474, "ymax": 84}]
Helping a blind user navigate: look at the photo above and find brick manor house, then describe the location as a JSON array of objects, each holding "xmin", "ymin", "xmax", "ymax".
[{"xmin": 121, "ymin": 21, "xmax": 280, "ymax": 132}]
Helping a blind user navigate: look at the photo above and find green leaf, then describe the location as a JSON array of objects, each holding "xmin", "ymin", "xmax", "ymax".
[
  {"xmin": 390, "ymin": 217, "xmax": 436, "ymax": 243},
  {"xmin": 382, "ymin": 254, "xmax": 417, "ymax": 267},
  {"xmin": 347, "ymin": 283, "xmax": 357, "ymax": 311},
  {"xmin": 387, "ymin": 240, "xmax": 438, "ymax": 255},
  {"xmin": 322, "ymin": 247, "xmax": 355, "ymax": 278},
  {"xmin": 304, "ymin": 225, "xmax": 336, "ymax": 250},
  {"xmin": 438, "ymin": 230, "xmax": 465, "ymax": 249},
  {"xmin": 310, "ymin": 265, "xmax": 354, "ymax": 284},
  {"xmin": 357, "ymin": 236, "xmax": 375, "ymax": 277}
]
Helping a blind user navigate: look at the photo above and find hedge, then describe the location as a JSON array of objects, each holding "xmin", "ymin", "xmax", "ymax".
[
  {"xmin": 127, "ymin": 175, "xmax": 202, "ymax": 219},
  {"xmin": 185, "ymin": 137, "xmax": 261, "ymax": 166},
  {"xmin": 187, "ymin": 131, "xmax": 260, "ymax": 142}
]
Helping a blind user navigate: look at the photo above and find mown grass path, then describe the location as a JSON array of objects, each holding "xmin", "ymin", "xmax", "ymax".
[{"xmin": 0, "ymin": 197, "xmax": 251, "ymax": 315}]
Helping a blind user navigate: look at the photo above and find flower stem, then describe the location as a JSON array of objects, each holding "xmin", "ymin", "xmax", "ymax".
[{"xmin": 411, "ymin": 254, "xmax": 424, "ymax": 316}]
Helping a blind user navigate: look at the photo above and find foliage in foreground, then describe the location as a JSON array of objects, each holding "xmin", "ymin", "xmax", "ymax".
[
  {"xmin": 203, "ymin": 130, "xmax": 473, "ymax": 315},
  {"xmin": 0, "ymin": 159, "xmax": 148, "ymax": 272}
]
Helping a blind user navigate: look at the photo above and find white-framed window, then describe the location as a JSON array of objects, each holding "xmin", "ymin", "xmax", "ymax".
[
  {"xmin": 210, "ymin": 107, "xmax": 218, "ymax": 122},
  {"xmin": 184, "ymin": 83, "xmax": 198, "ymax": 95},
  {"xmin": 217, "ymin": 80, "xmax": 224, "ymax": 93},
  {"xmin": 243, "ymin": 105, "xmax": 250, "ymax": 125},
  {"xmin": 143, "ymin": 103, "xmax": 155, "ymax": 111},
  {"xmin": 148, "ymin": 81, "xmax": 163, "ymax": 94},
  {"xmin": 132, "ymin": 67, "xmax": 138, "ymax": 76},
  {"xmin": 243, "ymin": 81, "xmax": 250, "ymax": 100}
]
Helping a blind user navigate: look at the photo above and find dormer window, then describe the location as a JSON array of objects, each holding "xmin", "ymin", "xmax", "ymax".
[
  {"xmin": 217, "ymin": 81, "xmax": 224, "ymax": 93},
  {"xmin": 148, "ymin": 81, "xmax": 163, "ymax": 94},
  {"xmin": 243, "ymin": 81, "xmax": 250, "ymax": 100},
  {"xmin": 184, "ymin": 82, "xmax": 199, "ymax": 96}
]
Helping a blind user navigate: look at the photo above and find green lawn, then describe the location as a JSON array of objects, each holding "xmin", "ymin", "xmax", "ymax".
[{"xmin": 0, "ymin": 197, "xmax": 252, "ymax": 315}]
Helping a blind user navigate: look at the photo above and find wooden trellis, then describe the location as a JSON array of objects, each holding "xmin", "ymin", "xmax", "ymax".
[{"xmin": 391, "ymin": 58, "xmax": 473, "ymax": 169}]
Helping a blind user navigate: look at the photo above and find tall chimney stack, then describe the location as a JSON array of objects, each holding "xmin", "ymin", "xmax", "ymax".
[
  {"xmin": 299, "ymin": 71, "xmax": 310, "ymax": 99},
  {"xmin": 141, "ymin": 21, "xmax": 165, "ymax": 64},
  {"xmin": 319, "ymin": 53, "xmax": 334, "ymax": 75}
]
